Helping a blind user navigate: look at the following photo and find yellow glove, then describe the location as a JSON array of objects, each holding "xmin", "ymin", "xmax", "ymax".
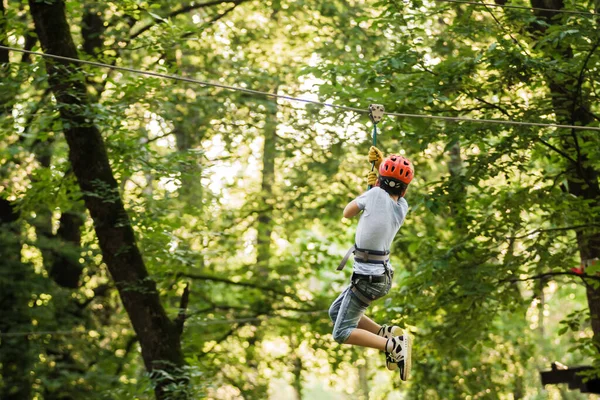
[
  {"xmin": 368, "ymin": 146, "xmax": 383, "ymax": 169},
  {"xmin": 367, "ymin": 171, "xmax": 378, "ymax": 187}
]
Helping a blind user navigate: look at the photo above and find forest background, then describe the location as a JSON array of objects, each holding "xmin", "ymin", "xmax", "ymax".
[{"xmin": 1, "ymin": 0, "xmax": 600, "ymax": 399}]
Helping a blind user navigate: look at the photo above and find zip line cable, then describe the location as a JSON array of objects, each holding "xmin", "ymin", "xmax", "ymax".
[
  {"xmin": 1, "ymin": 36, "xmax": 596, "ymax": 336},
  {"xmin": 432, "ymin": 0, "xmax": 598, "ymax": 17},
  {"xmin": 2, "ymin": 45, "xmax": 600, "ymax": 132}
]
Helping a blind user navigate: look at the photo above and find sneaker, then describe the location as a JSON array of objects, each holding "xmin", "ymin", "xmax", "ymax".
[
  {"xmin": 377, "ymin": 324, "xmax": 402, "ymax": 339},
  {"xmin": 377, "ymin": 324, "xmax": 401, "ymax": 371},
  {"xmin": 385, "ymin": 333, "xmax": 412, "ymax": 381}
]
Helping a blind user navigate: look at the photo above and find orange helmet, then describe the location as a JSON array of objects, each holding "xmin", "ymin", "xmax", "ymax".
[{"xmin": 379, "ymin": 155, "xmax": 414, "ymax": 185}]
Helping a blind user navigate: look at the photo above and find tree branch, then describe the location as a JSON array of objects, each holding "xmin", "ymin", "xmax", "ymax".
[
  {"xmin": 97, "ymin": 0, "xmax": 247, "ymax": 97},
  {"xmin": 115, "ymin": 335, "xmax": 139, "ymax": 376},
  {"xmin": 569, "ymin": 39, "xmax": 599, "ymax": 186},
  {"xmin": 131, "ymin": 0, "xmax": 247, "ymax": 40},
  {"xmin": 186, "ymin": 304, "xmax": 251, "ymax": 318},
  {"xmin": 174, "ymin": 283, "xmax": 190, "ymax": 334},
  {"xmin": 177, "ymin": 272, "xmax": 294, "ymax": 298},
  {"xmin": 582, "ymin": 106, "xmax": 600, "ymax": 122},
  {"xmin": 178, "ymin": 0, "xmax": 247, "ymax": 42},
  {"xmin": 20, "ymin": 31, "xmax": 38, "ymax": 64},
  {"xmin": 572, "ymin": 40, "xmax": 598, "ymax": 125},
  {"xmin": 509, "ymin": 224, "xmax": 600, "ymax": 240},
  {"xmin": 146, "ymin": 131, "xmax": 173, "ymax": 143},
  {"xmin": 187, "ymin": 303, "xmax": 323, "ymax": 319},
  {"xmin": 78, "ymin": 283, "xmax": 112, "ymax": 310},
  {"xmin": 16, "ymin": 88, "xmax": 52, "ymax": 146},
  {"xmin": 420, "ymin": 64, "xmax": 512, "ymax": 117},
  {"xmin": 499, "ymin": 271, "xmax": 600, "ymax": 284},
  {"xmin": 537, "ymin": 138, "xmax": 577, "ymax": 165},
  {"xmin": 197, "ymin": 328, "xmax": 236, "ymax": 359}
]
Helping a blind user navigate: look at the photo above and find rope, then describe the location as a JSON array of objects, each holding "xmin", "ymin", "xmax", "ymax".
[
  {"xmin": 1, "ymin": 45, "xmax": 600, "ymax": 132},
  {"xmin": 433, "ymin": 0, "xmax": 598, "ymax": 17},
  {"xmin": 368, "ymin": 122, "xmax": 378, "ymax": 190}
]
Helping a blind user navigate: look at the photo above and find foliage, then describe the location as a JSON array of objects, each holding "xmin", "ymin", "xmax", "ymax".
[{"xmin": 0, "ymin": 0, "xmax": 599, "ymax": 399}]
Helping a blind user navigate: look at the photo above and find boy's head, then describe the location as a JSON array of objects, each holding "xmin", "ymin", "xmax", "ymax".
[{"xmin": 378, "ymin": 155, "xmax": 414, "ymax": 197}]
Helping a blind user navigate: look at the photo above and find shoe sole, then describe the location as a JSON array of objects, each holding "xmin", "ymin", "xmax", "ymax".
[
  {"xmin": 386, "ymin": 353, "xmax": 398, "ymax": 371},
  {"xmin": 390, "ymin": 326, "xmax": 402, "ymax": 337},
  {"xmin": 401, "ymin": 332, "xmax": 412, "ymax": 381}
]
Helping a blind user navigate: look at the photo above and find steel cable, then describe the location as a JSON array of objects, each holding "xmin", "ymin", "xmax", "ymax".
[{"xmin": 1, "ymin": 45, "xmax": 600, "ymax": 132}]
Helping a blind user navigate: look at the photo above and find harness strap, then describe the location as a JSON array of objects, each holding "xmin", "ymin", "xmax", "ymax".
[
  {"xmin": 354, "ymin": 250, "xmax": 390, "ymax": 263},
  {"xmin": 355, "ymin": 246, "xmax": 390, "ymax": 256},
  {"xmin": 351, "ymin": 286, "xmax": 372, "ymax": 305},
  {"xmin": 350, "ymin": 263, "xmax": 394, "ymax": 306},
  {"xmin": 337, "ymin": 245, "xmax": 356, "ymax": 271},
  {"xmin": 337, "ymin": 245, "xmax": 391, "ymax": 271}
]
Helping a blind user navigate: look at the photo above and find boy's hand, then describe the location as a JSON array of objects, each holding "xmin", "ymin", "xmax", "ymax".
[
  {"xmin": 367, "ymin": 171, "xmax": 378, "ymax": 187},
  {"xmin": 368, "ymin": 146, "xmax": 383, "ymax": 169}
]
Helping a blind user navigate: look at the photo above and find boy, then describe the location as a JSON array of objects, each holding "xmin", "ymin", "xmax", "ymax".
[{"xmin": 328, "ymin": 146, "xmax": 414, "ymax": 381}]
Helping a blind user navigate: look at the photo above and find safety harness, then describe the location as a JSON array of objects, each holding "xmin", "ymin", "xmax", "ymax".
[
  {"xmin": 336, "ymin": 245, "xmax": 390, "ymax": 271},
  {"xmin": 337, "ymin": 244, "xmax": 393, "ymax": 305}
]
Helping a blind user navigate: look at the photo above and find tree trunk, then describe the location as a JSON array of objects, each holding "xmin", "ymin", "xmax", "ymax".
[
  {"xmin": 0, "ymin": 0, "xmax": 14, "ymax": 117},
  {"xmin": 529, "ymin": 0, "xmax": 600, "ymax": 343},
  {"xmin": 81, "ymin": 3, "xmax": 105, "ymax": 57},
  {"xmin": 447, "ymin": 142, "xmax": 466, "ymax": 232},
  {"xmin": 537, "ymin": 278, "xmax": 546, "ymax": 337},
  {"xmin": 32, "ymin": 142, "xmax": 86, "ymax": 289},
  {"xmin": 28, "ymin": 1, "xmax": 187, "ymax": 398},
  {"xmin": 256, "ymin": 97, "xmax": 277, "ymax": 275},
  {"xmin": 358, "ymin": 360, "xmax": 370, "ymax": 400},
  {"xmin": 513, "ymin": 372, "xmax": 524, "ymax": 400},
  {"xmin": 0, "ymin": 0, "xmax": 7, "ymax": 68},
  {"xmin": 166, "ymin": 51, "xmax": 207, "ymax": 268},
  {"xmin": 291, "ymin": 351, "xmax": 303, "ymax": 400},
  {"xmin": 0, "ymin": 0, "xmax": 7, "ymax": 64},
  {"xmin": 81, "ymin": 3, "xmax": 106, "ymax": 97},
  {"xmin": 173, "ymin": 110, "xmax": 204, "ymax": 203}
]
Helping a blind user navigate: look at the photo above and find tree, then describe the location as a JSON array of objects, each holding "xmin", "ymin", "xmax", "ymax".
[
  {"xmin": 3, "ymin": 0, "xmax": 598, "ymax": 397},
  {"xmin": 528, "ymin": 0, "xmax": 600, "ymax": 343},
  {"xmin": 28, "ymin": 1, "xmax": 188, "ymax": 398},
  {"xmin": 311, "ymin": 0, "xmax": 599, "ymax": 397}
]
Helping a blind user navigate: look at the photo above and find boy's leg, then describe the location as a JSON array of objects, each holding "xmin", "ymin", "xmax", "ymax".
[
  {"xmin": 359, "ymin": 315, "xmax": 402, "ymax": 339},
  {"xmin": 357, "ymin": 315, "xmax": 381, "ymax": 334},
  {"xmin": 330, "ymin": 286, "xmax": 367, "ymax": 344},
  {"xmin": 328, "ymin": 288, "xmax": 346, "ymax": 323},
  {"xmin": 344, "ymin": 328, "xmax": 387, "ymax": 350},
  {"xmin": 345, "ymin": 327, "xmax": 412, "ymax": 381},
  {"xmin": 332, "ymin": 285, "xmax": 391, "ymax": 345},
  {"xmin": 331, "ymin": 284, "xmax": 412, "ymax": 380}
]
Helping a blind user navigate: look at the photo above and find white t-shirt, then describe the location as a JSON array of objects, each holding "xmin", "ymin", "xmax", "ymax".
[{"xmin": 353, "ymin": 187, "xmax": 409, "ymax": 275}]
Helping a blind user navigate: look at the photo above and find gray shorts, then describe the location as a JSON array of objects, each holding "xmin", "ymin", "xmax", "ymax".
[{"xmin": 328, "ymin": 275, "xmax": 392, "ymax": 343}]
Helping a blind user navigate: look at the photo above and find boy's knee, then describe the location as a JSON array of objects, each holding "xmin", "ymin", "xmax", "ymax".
[
  {"xmin": 328, "ymin": 305, "xmax": 337, "ymax": 322},
  {"xmin": 332, "ymin": 328, "xmax": 351, "ymax": 344}
]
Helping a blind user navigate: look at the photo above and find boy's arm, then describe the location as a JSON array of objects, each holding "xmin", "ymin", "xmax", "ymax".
[
  {"xmin": 344, "ymin": 148, "xmax": 382, "ymax": 219},
  {"xmin": 343, "ymin": 200, "xmax": 361, "ymax": 218}
]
